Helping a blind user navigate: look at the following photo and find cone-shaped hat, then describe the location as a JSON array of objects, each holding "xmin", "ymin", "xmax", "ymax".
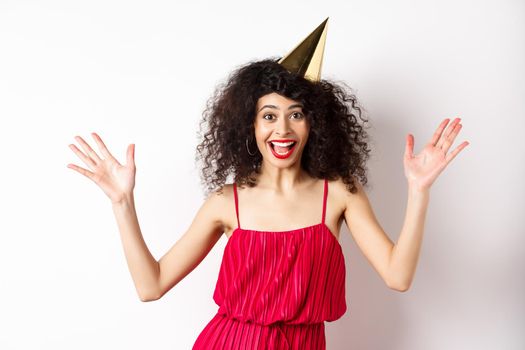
[{"xmin": 278, "ymin": 17, "xmax": 329, "ymax": 82}]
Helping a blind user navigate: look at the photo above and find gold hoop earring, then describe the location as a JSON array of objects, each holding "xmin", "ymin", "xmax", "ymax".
[{"xmin": 246, "ymin": 136, "xmax": 256, "ymax": 156}]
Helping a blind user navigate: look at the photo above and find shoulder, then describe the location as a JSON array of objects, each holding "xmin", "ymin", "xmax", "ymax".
[
  {"xmin": 328, "ymin": 176, "xmax": 365, "ymax": 212},
  {"xmin": 203, "ymin": 183, "xmax": 236, "ymax": 232}
]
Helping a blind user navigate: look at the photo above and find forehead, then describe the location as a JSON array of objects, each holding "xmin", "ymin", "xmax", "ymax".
[{"xmin": 256, "ymin": 92, "xmax": 302, "ymax": 109}]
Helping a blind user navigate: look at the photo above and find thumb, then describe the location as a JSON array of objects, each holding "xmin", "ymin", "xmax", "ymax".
[
  {"xmin": 127, "ymin": 144, "xmax": 135, "ymax": 166},
  {"xmin": 404, "ymin": 134, "xmax": 414, "ymax": 160}
]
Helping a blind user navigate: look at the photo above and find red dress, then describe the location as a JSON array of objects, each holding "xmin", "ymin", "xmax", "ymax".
[{"xmin": 193, "ymin": 179, "xmax": 347, "ymax": 349}]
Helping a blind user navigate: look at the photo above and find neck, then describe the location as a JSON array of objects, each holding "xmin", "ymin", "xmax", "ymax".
[{"xmin": 257, "ymin": 159, "xmax": 311, "ymax": 193}]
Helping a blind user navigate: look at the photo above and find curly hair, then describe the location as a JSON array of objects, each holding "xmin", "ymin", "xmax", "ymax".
[{"xmin": 195, "ymin": 58, "xmax": 372, "ymax": 197}]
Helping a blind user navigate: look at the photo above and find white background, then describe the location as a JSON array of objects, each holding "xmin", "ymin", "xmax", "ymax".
[{"xmin": 1, "ymin": 0, "xmax": 523, "ymax": 349}]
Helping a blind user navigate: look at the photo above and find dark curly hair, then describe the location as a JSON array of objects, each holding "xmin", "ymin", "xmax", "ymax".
[{"xmin": 195, "ymin": 58, "xmax": 372, "ymax": 197}]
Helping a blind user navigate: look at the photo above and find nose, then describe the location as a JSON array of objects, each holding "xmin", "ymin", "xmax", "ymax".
[{"xmin": 275, "ymin": 115, "xmax": 291, "ymax": 136}]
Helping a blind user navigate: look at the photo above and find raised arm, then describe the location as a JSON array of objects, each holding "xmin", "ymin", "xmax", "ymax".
[
  {"xmin": 152, "ymin": 189, "xmax": 225, "ymax": 300},
  {"xmin": 68, "ymin": 132, "xmax": 226, "ymax": 302},
  {"xmin": 338, "ymin": 179, "xmax": 398, "ymax": 290},
  {"xmin": 112, "ymin": 189, "xmax": 225, "ymax": 301},
  {"xmin": 342, "ymin": 178, "xmax": 430, "ymax": 292},
  {"xmin": 341, "ymin": 118, "xmax": 468, "ymax": 292}
]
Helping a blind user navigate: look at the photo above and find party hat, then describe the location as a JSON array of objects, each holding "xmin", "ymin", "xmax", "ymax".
[{"xmin": 277, "ymin": 17, "xmax": 329, "ymax": 82}]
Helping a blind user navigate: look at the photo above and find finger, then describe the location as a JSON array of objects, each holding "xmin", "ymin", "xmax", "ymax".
[
  {"xmin": 91, "ymin": 132, "xmax": 119, "ymax": 163},
  {"xmin": 74, "ymin": 135, "xmax": 103, "ymax": 163},
  {"xmin": 126, "ymin": 144, "xmax": 135, "ymax": 166},
  {"xmin": 445, "ymin": 141, "xmax": 469, "ymax": 165},
  {"xmin": 404, "ymin": 134, "xmax": 414, "ymax": 160},
  {"xmin": 69, "ymin": 144, "xmax": 97, "ymax": 170},
  {"xmin": 429, "ymin": 118, "xmax": 450, "ymax": 147},
  {"xmin": 436, "ymin": 118, "xmax": 461, "ymax": 149},
  {"xmin": 67, "ymin": 163, "xmax": 96, "ymax": 182},
  {"xmin": 440, "ymin": 122, "xmax": 462, "ymax": 153}
]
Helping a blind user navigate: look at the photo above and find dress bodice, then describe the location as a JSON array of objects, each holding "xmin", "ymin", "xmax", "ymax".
[{"xmin": 211, "ymin": 179, "xmax": 347, "ymax": 326}]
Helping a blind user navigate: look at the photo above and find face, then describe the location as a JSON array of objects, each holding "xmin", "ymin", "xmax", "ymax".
[{"xmin": 253, "ymin": 92, "xmax": 310, "ymax": 168}]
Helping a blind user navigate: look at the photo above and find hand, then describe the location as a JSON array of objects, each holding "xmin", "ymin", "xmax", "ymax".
[
  {"xmin": 404, "ymin": 117, "xmax": 469, "ymax": 191},
  {"xmin": 67, "ymin": 132, "xmax": 136, "ymax": 204}
]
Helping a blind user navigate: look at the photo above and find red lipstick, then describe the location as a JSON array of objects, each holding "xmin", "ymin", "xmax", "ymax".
[{"xmin": 267, "ymin": 140, "xmax": 297, "ymax": 159}]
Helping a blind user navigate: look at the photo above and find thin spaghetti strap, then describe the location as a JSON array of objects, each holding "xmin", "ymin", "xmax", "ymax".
[
  {"xmin": 322, "ymin": 179, "xmax": 328, "ymax": 225},
  {"xmin": 233, "ymin": 183, "xmax": 241, "ymax": 229}
]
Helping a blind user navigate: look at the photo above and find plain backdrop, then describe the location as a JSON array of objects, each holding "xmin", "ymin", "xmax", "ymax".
[{"xmin": 0, "ymin": 0, "xmax": 523, "ymax": 349}]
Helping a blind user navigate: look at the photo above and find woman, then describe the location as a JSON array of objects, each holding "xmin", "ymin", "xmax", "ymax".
[{"xmin": 67, "ymin": 22, "xmax": 468, "ymax": 350}]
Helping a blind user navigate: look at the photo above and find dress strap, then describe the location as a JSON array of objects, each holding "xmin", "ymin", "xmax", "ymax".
[
  {"xmin": 233, "ymin": 183, "xmax": 241, "ymax": 229},
  {"xmin": 322, "ymin": 179, "xmax": 328, "ymax": 225}
]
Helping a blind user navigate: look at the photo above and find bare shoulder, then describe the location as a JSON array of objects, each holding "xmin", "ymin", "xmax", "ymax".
[
  {"xmin": 328, "ymin": 176, "xmax": 364, "ymax": 212},
  {"xmin": 204, "ymin": 183, "xmax": 237, "ymax": 234}
]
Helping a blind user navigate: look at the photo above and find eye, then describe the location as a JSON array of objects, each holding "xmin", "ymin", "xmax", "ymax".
[
  {"xmin": 263, "ymin": 113, "xmax": 275, "ymax": 120},
  {"xmin": 290, "ymin": 112, "xmax": 304, "ymax": 119}
]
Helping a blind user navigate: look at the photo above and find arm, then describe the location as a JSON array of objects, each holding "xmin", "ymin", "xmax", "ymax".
[
  {"xmin": 387, "ymin": 117, "xmax": 466, "ymax": 290},
  {"xmin": 68, "ymin": 133, "xmax": 227, "ymax": 302},
  {"xmin": 112, "ymin": 189, "xmax": 225, "ymax": 302},
  {"xmin": 341, "ymin": 179, "xmax": 427, "ymax": 292},
  {"xmin": 340, "ymin": 179, "xmax": 398, "ymax": 291},
  {"xmin": 388, "ymin": 186, "xmax": 429, "ymax": 291},
  {"xmin": 112, "ymin": 193, "xmax": 160, "ymax": 301},
  {"xmin": 342, "ymin": 118, "xmax": 467, "ymax": 292}
]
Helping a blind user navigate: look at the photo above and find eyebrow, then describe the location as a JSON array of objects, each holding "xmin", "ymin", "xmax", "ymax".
[{"xmin": 257, "ymin": 103, "xmax": 304, "ymax": 113}]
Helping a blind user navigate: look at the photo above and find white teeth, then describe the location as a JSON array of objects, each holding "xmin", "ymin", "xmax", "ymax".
[
  {"xmin": 275, "ymin": 148, "xmax": 290, "ymax": 155},
  {"xmin": 270, "ymin": 141, "xmax": 295, "ymax": 147}
]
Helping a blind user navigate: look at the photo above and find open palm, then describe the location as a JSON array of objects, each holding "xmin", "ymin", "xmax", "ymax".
[
  {"xmin": 67, "ymin": 132, "xmax": 136, "ymax": 203},
  {"xmin": 404, "ymin": 118, "xmax": 469, "ymax": 191}
]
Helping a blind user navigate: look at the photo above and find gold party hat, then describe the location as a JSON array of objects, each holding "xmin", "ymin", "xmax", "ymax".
[{"xmin": 278, "ymin": 17, "xmax": 329, "ymax": 82}]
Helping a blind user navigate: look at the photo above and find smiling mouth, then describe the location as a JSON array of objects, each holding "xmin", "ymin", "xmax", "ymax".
[{"xmin": 267, "ymin": 141, "xmax": 297, "ymax": 159}]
